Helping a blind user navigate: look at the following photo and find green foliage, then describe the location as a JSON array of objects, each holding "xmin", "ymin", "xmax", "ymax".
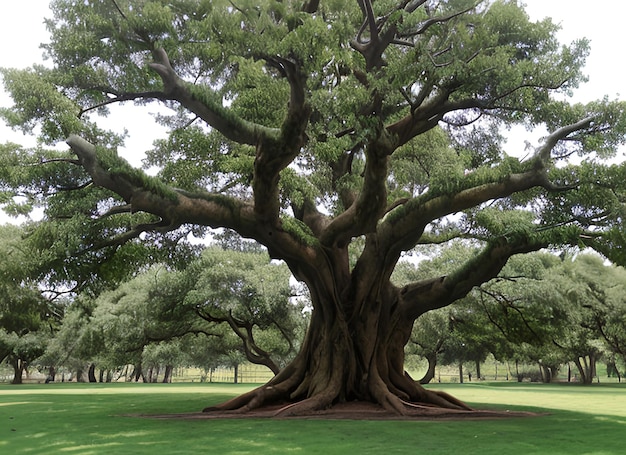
[
  {"xmin": 1, "ymin": 0, "xmax": 623, "ymax": 261},
  {"xmin": 280, "ymin": 214, "xmax": 318, "ymax": 246},
  {"xmin": 0, "ymin": 66, "xmax": 83, "ymax": 143},
  {"xmin": 473, "ymin": 207, "xmax": 536, "ymax": 239},
  {"xmin": 403, "ymin": 245, "xmax": 626, "ymax": 382},
  {"xmin": 469, "ymin": 252, "xmax": 626, "ymax": 374},
  {"xmin": 49, "ymin": 246, "xmax": 306, "ymax": 373},
  {"xmin": 0, "ymin": 225, "xmax": 47, "ymax": 330},
  {"xmin": 95, "ymin": 145, "xmax": 180, "ymax": 202},
  {"xmin": 173, "ymin": 247, "xmax": 305, "ymax": 365},
  {"xmin": 0, "ymin": 225, "xmax": 54, "ymax": 375},
  {"xmin": 226, "ymin": 57, "xmax": 290, "ymax": 127},
  {"xmin": 1, "ymin": 0, "xmax": 626, "ymax": 392}
]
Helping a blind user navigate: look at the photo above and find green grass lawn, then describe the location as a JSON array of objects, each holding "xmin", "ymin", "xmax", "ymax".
[{"xmin": 1, "ymin": 381, "xmax": 625, "ymax": 454}]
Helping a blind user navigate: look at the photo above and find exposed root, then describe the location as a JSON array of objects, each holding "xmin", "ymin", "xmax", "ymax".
[
  {"xmin": 399, "ymin": 399, "xmax": 469, "ymax": 414},
  {"xmin": 202, "ymin": 386, "xmax": 264, "ymax": 413},
  {"xmin": 204, "ymin": 370, "xmax": 473, "ymax": 417},
  {"xmin": 203, "ymin": 379, "xmax": 294, "ymax": 413},
  {"xmin": 273, "ymin": 392, "xmax": 335, "ymax": 417},
  {"xmin": 154, "ymin": 398, "xmax": 541, "ymax": 421}
]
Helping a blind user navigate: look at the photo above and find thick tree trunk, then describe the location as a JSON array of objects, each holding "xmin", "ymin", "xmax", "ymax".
[{"xmin": 204, "ymin": 283, "xmax": 471, "ymax": 416}]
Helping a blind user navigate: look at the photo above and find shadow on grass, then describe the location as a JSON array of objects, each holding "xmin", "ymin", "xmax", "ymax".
[{"xmin": 1, "ymin": 385, "xmax": 625, "ymax": 454}]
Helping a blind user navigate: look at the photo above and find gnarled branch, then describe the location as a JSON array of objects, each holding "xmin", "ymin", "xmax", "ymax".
[
  {"xmin": 401, "ymin": 236, "xmax": 548, "ymax": 320},
  {"xmin": 149, "ymin": 47, "xmax": 279, "ymax": 146}
]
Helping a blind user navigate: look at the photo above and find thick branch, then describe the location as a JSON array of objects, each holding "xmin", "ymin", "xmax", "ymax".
[
  {"xmin": 147, "ymin": 48, "xmax": 310, "ymax": 225},
  {"xmin": 387, "ymin": 90, "xmax": 459, "ymax": 146},
  {"xmin": 252, "ymin": 56, "xmax": 310, "ymax": 222},
  {"xmin": 381, "ymin": 115, "xmax": 604, "ymax": 254},
  {"xmin": 65, "ymin": 135, "xmax": 319, "ymax": 274},
  {"xmin": 320, "ymin": 129, "xmax": 394, "ymax": 248},
  {"xmin": 66, "ymin": 134, "xmax": 257, "ymax": 235},
  {"xmin": 401, "ymin": 237, "xmax": 547, "ymax": 320},
  {"xmin": 380, "ymin": 167, "xmax": 544, "ymax": 255},
  {"xmin": 352, "ymin": 0, "xmax": 399, "ymax": 70},
  {"xmin": 389, "ymin": 92, "xmax": 593, "ymax": 150},
  {"xmin": 148, "ymin": 47, "xmax": 279, "ymax": 146},
  {"xmin": 535, "ymin": 116, "xmax": 595, "ymax": 164}
]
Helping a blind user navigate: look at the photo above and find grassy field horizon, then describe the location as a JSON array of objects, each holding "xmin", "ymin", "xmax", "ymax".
[{"xmin": 1, "ymin": 381, "xmax": 625, "ymax": 454}]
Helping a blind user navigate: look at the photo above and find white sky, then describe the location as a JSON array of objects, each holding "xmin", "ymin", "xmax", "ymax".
[{"xmin": 1, "ymin": 1, "xmax": 624, "ymax": 220}]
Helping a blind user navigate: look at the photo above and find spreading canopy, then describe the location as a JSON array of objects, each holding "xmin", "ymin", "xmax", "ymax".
[{"xmin": 2, "ymin": 0, "xmax": 626, "ymax": 415}]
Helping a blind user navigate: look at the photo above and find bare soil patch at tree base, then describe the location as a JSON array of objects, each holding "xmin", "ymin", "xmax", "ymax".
[{"xmin": 139, "ymin": 402, "xmax": 544, "ymax": 421}]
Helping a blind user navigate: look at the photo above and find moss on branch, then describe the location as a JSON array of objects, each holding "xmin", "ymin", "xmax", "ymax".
[
  {"xmin": 184, "ymin": 82, "xmax": 280, "ymax": 144},
  {"xmin": 281, "ymin": 215, "xmax": 319, "ymax": 247},
  {"xmin": 382, "ymin": 157, "xmax": 535, "ymax": 227},
  {"xmin": 178, "ymin": 190, "xmax": 243, "ymax": 213},
  {"xmin": 95, "ymin": 146, "xmax": 179, "ymax": 203}
]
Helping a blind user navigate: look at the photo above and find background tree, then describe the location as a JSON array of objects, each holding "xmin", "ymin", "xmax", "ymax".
[
  {"xmin": 46, "ymin": 247, "xmax": 304, "ymax": 381},
  {"xmin": 163, "ymin": 247, "xmax": 304, "ymax": 374},
  {"xmin": 405, "ymin": 309, "xmax": 451, "ymax": 384},
  {"xmin": 469, "ymin": 252, "xmax": 569, "ymax": 382},
  {"xmin": 545, "ymin": 254, "xmax": 626, "ymax": 383},
  {"xmin": 0, "ymin": 224, "xmax": 56, "ymax": 383},
  {"xmin": 458, "ymin": 252, "xmax": 626, "ymax": 383},
  {"xmin": 2, "ymin": 0, "xmax": 626, "ymax": 415},
  {"xmin": 41, "ymin": 297, "xmax": 107, "ymax": 382}
]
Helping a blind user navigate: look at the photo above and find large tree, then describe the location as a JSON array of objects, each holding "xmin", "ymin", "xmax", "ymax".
[{"xmin": 2, "ymin": 0, "xmax": 626, "ymax": 415}]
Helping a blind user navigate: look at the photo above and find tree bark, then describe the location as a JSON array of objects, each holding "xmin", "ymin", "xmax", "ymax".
[{"xmin": 204, "ymin": 281, "xmax": 472, "ymax": 416}]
